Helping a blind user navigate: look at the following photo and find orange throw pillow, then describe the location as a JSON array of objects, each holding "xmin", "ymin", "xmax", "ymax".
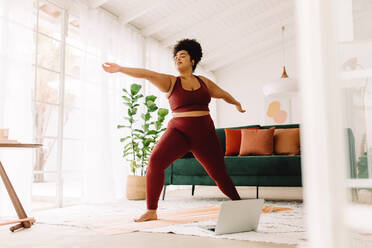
[
  {"xmin": 224, "ymin": 127, "xmax": 259, "ymax": 156},
  {"xmin": 239, "ymin": 127, "xmax": 275, "ymax": 156},
  {"xmin": 274, "ymin": 128, "xmax": 300, "ymax": 155}
]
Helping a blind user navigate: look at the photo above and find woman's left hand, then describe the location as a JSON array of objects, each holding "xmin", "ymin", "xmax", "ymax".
[{"xmin": 235, "ymin": 103, "xmax": 246, "ymax": 113}]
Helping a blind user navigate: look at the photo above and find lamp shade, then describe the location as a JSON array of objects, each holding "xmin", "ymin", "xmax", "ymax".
[{"xmin": 263, "ymin": 77, "xmax": 298, "ymax": 97}]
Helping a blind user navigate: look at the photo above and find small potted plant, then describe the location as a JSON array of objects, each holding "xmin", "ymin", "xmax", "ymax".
[{"xmin": 118, "ymin": 83, "xmax": 168, "ymax": 200}]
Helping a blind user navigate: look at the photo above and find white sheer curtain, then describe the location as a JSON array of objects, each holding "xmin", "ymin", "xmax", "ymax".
[
  {"xmin": 78, "ymin": 5, "xmax": 144, "ymax": 203},
  {"xmin": 0, "ymin": 0, "xmax": 218, "ymax": 212},
  {"xmin": 0, "ymin": 0, "xmax": 34, "ymax": 216}
]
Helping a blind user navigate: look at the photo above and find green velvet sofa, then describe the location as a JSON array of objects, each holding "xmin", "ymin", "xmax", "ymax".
[{"xmin": 162, "ymin": 123, "xmax": 302, "ymax": 200}]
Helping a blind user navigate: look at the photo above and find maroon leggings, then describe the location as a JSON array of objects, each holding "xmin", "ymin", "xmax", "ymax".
[{"xmin": 146, "ymin": 114, "xmax": 241, "ymax": 210}]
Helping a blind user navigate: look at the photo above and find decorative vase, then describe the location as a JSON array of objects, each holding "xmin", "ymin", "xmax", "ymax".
[{"xmin": 126, "ymin": 175, "xmax": 146, "ymax": 200}]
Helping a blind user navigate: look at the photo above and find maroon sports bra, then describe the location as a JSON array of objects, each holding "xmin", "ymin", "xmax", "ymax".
[{"xmin": 168, "ymin": 75, "xmax": 211, "ymax": 113}]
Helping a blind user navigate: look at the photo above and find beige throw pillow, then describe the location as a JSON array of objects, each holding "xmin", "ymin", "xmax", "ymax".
[{"xmin": 274, "ymin": 128, "xmax": 300, "ymax": 155}]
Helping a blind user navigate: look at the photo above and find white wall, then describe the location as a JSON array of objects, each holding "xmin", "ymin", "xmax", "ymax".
[{"xmin": 213, "ymin": 44, "xmax": 300, "ymax": 128}]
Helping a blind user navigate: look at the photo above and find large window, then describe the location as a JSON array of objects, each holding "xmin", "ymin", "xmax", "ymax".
[
  {"xmin": 32, "ymin": 0, "xmax": 83, "ymax": 209},
  {"xmin": 342, "ymin": 0, "xmax": 372, "ymax": 205}
]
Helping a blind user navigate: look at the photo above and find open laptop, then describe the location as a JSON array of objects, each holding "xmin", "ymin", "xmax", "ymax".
[{"xmin": 201, "ymin": 199, "xmax": 264, "ymax": 235}]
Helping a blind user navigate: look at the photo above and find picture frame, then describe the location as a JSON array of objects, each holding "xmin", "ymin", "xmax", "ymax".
[{"xmin": 264, "ymin": 97, "xmax": 291, "ymax": 125}]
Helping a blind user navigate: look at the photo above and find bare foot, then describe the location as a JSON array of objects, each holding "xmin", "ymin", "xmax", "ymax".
[{"xmin": 134, "ymin": 210, "xmax": 158, "ymax": 222}]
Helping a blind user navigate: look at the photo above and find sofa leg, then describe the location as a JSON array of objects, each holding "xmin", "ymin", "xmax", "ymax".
[
  {"xmin": 192, "ymin": 185, "xmax": 195, "ymax": 196},
  {"xmin": 162, "ymin": 185, "xmax": 167, "ymax": 200},
  {"xmin": 256, "ymin": 186, "xmax": 259, "ymax": 199}
]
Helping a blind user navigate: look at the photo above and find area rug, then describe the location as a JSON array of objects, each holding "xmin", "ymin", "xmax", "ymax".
[
  {"xmin": 142, "ymin": 202, "xmax": 307, "ymax": 246},
  {"xmin": 32, "ymin": 198, "xmax": 307, "ymax": 246},
  {"xmin": 81, "ymin": 205, "xmax": 293, "ymax": 236}
]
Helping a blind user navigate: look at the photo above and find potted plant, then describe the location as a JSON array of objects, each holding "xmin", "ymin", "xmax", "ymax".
[{"xmin": 118, "ymin": 83, "xmax": 168, "ymax": 200}]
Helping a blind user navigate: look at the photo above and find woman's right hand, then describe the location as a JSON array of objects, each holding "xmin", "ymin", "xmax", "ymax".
[
  {"xmin": 235, "ymin": 102, "xmax": 246, "ymax": 113},
  {"xmin": 102, "ymin": 62, "xmax": 121, "ymax": 73}
]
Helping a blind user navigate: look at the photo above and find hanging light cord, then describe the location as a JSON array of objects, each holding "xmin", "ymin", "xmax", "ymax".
[
  {"xmin": 282, "ymin": 25, "xmax": 286, "ymax": 68},
  {"xmin": 281, "ymin": 25, "xmax": 288, "ymax": 78}
]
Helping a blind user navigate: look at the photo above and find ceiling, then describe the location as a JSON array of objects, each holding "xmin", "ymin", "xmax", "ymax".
[{"xmin": 84, "ymin": 0, "xmax": 296, "ymax": 73}]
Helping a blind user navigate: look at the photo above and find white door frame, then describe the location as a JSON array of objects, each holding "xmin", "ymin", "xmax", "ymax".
[{"xmin": 295, "ymin": 0, "xmax": 350, "ymax": 247}]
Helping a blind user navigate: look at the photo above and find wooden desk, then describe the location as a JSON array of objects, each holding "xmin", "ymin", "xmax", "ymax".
[{"xmin": 0, "ymin": 143, "xmax": 42, "ymax": 232}]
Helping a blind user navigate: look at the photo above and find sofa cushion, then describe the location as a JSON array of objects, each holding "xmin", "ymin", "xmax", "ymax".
[
  {"xmin": 171, "ymin": 158, "xmax": 209, "ymax": 176},
  {"xmin": 224, "ymin": 129, "xmax": 242, "ymax": 156},
  {"xmin": 239, "ymin": 127, "xmax": 275, "ymax": 155},
  {"xmin": 274, "ymin": 128, "xmax": 300, "ymax": 155},
  {"xmin": 215, "ymin": 124, "xmax": 260, "ymax": 155},
  {"xmin": 224, "ymin": 155, "xmax": 301, "ymax": 176},
  {"xmin": 224, "ymin": 127, "xmax": 259, "ymax": 156},
  {"xmin": 169, "ymin": 175, "xmax": 301, "ymax": 187},
  {"xmin": 171, "ymin": 155, "xmax": 301, "ymax": 176}
]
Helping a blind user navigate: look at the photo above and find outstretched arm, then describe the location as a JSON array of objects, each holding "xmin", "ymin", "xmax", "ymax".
[
  {"xmin": 199, "ymin": 76, "xmax": 246, "ymax": 113},
  {"xmin": 102, "ymin": 62, "xmax": 175, "ymax": 93}
]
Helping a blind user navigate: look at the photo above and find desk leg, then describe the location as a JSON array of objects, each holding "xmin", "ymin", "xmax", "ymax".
[{"xmin": 0, "ymin": 161, "xmax": 32, "ymax": 231}]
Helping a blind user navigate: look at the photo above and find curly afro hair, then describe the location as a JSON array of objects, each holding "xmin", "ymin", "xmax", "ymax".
[{"xmin": 173, "ymin": 38, "xmax": 203, "ymax": 72}]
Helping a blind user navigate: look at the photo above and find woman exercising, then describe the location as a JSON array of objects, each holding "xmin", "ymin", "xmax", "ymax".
[{"xmin": 102, "ymin": 38, "xmax": 246, "ymax": 222}]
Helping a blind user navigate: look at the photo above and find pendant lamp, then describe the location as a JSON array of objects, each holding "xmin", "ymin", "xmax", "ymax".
[{"xmin": 263, "ymin": 26, "xmax": 298, "ymax": 97}]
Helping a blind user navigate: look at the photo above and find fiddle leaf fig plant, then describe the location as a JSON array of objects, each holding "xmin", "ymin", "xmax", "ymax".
[
  {"xmin": 118, "ymin": 83, "xmax": 169, "ymax": 176},
  {"xmin": 117, "ymin": 84, "xmax": 143, "ymax": 175}
]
